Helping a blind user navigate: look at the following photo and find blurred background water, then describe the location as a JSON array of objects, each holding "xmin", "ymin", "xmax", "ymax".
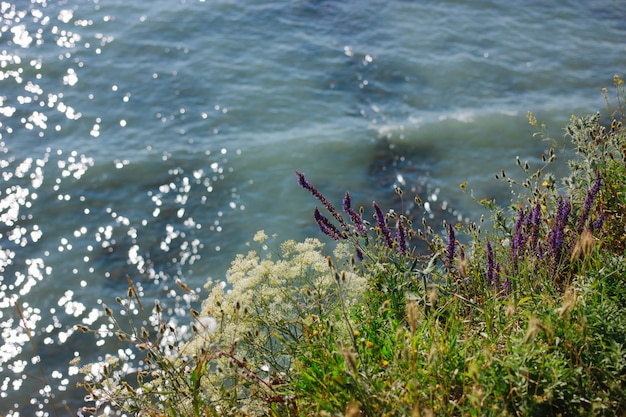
[{"xmin": 1, "ymin": 0, "xmax": 624, "ymax": 414}]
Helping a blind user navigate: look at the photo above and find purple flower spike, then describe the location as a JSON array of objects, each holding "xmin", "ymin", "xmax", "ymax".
[
  {"xmin": 593, "ymin": 211, "xmax": 605, "ymax": 231},
  {"xmin": 486, "ymin": 240, "xmax": 496, "ymax": 285},
  {"xmin": 549, "ymin": 195, "xmax": 571, "ymax": 267},
  {"xmin": 502, "ymin": 276, "xmax": 510, "ymax": 295},
  {"xmin": 397, "ymin": 219, "xmax": 408, "ymax": 256},
  {"xmin": 342, "ymin": 191, "xmax": 352, "ymax": 213},
  {"xmin": 445, "ymin": 223, "xmax": 456, "ymax": 271},
  {"xmin": 343, "ymin": 192, "xmax": 367, "ymax": 235},
  {"xmin": 577, "ymin": 170, "xmax": 602, "ymax": 233},
  {"xmin": 314, "ymin": 207, "xmax": 344, "ymax": 240},
  {"xmin": 372, "ymin": 201, "xmax": 394, "ymax": 249},
  {"xmin": 296, "ymin": 171, "xmax": 347, "ymax": 229}
]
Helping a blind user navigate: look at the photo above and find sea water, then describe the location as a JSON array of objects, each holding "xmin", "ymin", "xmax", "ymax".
[{"xmin": 1, "ymin": 0, "xmax": 625, "ymax": 414}]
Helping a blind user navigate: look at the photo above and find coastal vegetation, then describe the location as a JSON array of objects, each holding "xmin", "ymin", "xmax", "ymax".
[{"xmin": 74, "ymin": 77, "xmax": 626, "ymax": 416}]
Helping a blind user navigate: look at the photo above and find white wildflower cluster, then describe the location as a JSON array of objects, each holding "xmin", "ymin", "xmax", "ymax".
[
  {"xmin": 194, "ymin": 236, "xmax": 364, "ymax": 343},
  {"xmin": 77, "ymin": 233, "xmax": 368, "ymax": 416},
  {"xmin": 179, "ymin": 233, "xmax": 367, "ymax": 415}
]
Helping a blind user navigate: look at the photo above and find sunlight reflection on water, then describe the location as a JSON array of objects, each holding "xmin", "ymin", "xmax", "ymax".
[
  {"xmin": 0, "ymin": 0, "xmax": 245, "ymax": 403},
  {"xmin": 1, "ymin": 0, "xmax": 625, "ymax": 414}
]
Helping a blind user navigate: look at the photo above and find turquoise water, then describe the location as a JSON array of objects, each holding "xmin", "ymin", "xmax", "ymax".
[{"xmin": 1, "ymin": 0, "xmax": 625, "ymax": 414}]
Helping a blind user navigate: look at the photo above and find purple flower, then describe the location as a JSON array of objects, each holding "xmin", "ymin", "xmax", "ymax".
[
  {"xmin": 314, "ymin": 207, "xmax": 344, "ymax": 240},
  {"xmin": 577, "ymin": 170, "xmax": 602, "ymax": 233},
  {"xmin": 397, "ymin": 218, "xmax": 408, "ymax": 256},
  {"xmin": 296, "ymin": 171, "xmax": 347, "ymax": 229},
  {"xmin": 502, "ymin": 276, "xmax": 510, "ymax": 295},
  {"xmin": 342, "ymin": 191, "xmax": 352, "ymax": 213},
  {"xmin": 445, "ymin": 223, "xmax": 456, "ymax": 271},
  {"xmin": 593, "ymin": 211, "xmax": 605, "ymax": 231},
  {"xmin": 372, "ymin": 201, "xmax": 394, "ymax": 249},
  {"xmin": 355, "ymin": 246, "xmax": 364, "ymax": 262},
  {"xmin": 486, "ymin": 240, "xmax": 496, "ymax": 285},
  {"xmin": 342, "ymin": 192, "xmax": 367, "ymax": 235}
]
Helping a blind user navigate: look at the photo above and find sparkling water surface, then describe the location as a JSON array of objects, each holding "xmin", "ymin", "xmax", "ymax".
[{"xmin": 1, "ymin": 0, "xmax": 625, "ymax": 414}]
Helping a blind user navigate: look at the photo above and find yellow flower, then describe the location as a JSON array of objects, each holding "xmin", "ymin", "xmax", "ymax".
[{"xmin": 366, "ymin": 341, "xmax": 374, "ymax": 348}]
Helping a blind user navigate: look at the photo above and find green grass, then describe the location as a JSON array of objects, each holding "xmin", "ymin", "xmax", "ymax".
[{"xmin": 75, "ymin": 77, "xmax": 626, "ymax": 416}]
